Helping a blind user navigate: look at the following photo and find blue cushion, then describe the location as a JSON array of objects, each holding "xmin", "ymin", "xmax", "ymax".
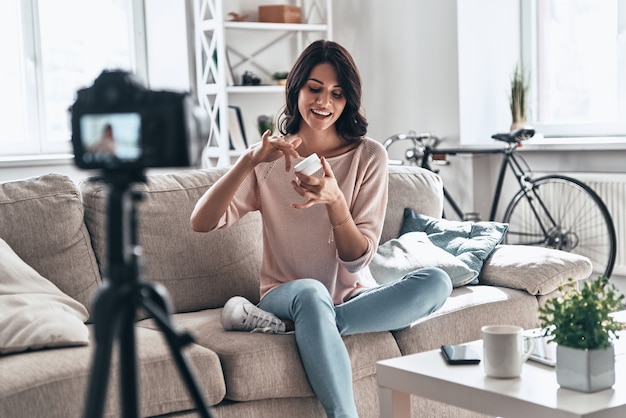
[{"xmin": 400, "ymin": 208, "xmax": 508, "ymax": 284}]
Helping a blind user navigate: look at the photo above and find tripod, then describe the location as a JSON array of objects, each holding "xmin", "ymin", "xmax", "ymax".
[{"xmin": 83, "ymin": 169, "xmax": 212, "ymax": 418}]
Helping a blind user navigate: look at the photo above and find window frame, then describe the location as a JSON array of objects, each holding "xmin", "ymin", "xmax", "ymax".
[
  {"xmin": 2, "ymin": 0, "xmax": 148, "ymax": 158},
  {"xmin": 521, "ymin": 0, "xmax": 626, "ymax": 139}
]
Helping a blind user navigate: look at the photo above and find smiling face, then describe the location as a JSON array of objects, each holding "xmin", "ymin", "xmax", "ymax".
[
  {"xmin": 297, "ymin": 62, "xmax": 347, "ymax": 134},
  {"xmin": 279, "ymin": 40, "xmax": 367, "ymax": 141}
]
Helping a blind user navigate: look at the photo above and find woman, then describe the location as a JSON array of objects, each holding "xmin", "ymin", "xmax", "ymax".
[{"xmin": 191, "ymin": 40, "xmax": 451, "ymax": 418}]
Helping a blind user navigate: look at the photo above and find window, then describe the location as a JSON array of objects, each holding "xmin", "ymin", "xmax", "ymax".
[
  {"xmin": 523, "ymin": 0, "xmax": 626, "ymax": 137},
  {"xmin": 0, "ymin": 0, "xmax": 145, "ymax": 157}
]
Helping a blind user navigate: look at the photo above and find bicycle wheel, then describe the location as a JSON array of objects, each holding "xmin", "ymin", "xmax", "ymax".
[{"xmin": 502, "ymin": 175, "xmax": 616, "ymax": 278}]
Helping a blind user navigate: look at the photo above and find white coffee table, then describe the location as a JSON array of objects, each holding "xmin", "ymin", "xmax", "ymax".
[{"xmin": 377, "ymin": 339, "xmax": 626, "ymax": 418}]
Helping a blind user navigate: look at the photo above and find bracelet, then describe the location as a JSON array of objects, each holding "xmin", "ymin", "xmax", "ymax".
[{"xmin": 331, "ymin": 214, "xmax": 352, "ymax": 229}]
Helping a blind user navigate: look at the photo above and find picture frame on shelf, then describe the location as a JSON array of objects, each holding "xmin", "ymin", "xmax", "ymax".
[
  {"xmin": 224, "ymin": 51, "xmax": 235, "ymax": 86},
  {"xmin": 228, "ymin": 106, "xmax": 247, "ymax": 151}
]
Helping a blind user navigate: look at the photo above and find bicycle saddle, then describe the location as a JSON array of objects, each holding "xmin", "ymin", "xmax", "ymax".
[{"xmin": 491, "ymin": 127, "xmax": 535, "ymax": 143}]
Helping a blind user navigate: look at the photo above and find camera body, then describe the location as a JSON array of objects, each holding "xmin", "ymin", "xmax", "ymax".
[{"xmin": 71, "ymin": 70, "xmax": 207, "ymax": 170}]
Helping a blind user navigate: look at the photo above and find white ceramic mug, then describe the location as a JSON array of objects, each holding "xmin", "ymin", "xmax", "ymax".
[{"xmin": 481, "ymin": 325, "xmax": 535, "ymax": 378}]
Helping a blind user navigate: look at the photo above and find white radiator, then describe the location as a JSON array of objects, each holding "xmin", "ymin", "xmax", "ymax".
[{"xmin": 547, "ymin": 173, "xmax": 626, "ymax": 277}]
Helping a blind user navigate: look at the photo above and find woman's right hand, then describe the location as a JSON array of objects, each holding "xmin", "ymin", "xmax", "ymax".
[
  {"xmin": 250, "ymin": 130, "xmax": 302, "ymax": 171},
  {"xmin": 190, "ymin": 130, "xmax": 301, "ymax": 232}
]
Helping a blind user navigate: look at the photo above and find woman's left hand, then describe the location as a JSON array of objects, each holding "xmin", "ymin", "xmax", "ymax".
[{"xmin": 290, "ymin": 157, "xmax": 342, "ymax": 209}]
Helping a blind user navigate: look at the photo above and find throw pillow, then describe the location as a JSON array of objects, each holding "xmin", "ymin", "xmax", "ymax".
[
  {"xmin": 400, "ymin": 208, "xmax": 508, "ymax": 283},
  {"xmin": 479, "ymin": 245, "xmax": 593, "ymax": 295},
  {"xmin": 0, "ymin": 238, "xmax": 89, "ymax": 355},
  {"xmin": 371, "ymin": 231, "xmax": 477, "ymax": 287}
]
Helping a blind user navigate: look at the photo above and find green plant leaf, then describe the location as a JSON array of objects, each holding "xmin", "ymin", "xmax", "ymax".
[
  {"xmin": 538, "ymin": 276, "xmax": 625, "ymax": 350},
  {"xmin": 510, "ymin": 63, "xmax": 529, "ymax": 124}
]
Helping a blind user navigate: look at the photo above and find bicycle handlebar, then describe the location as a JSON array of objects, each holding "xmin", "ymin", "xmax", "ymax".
[{"xmin": 382, "ymin": 131, "xmax": 442, "ymax": 150}]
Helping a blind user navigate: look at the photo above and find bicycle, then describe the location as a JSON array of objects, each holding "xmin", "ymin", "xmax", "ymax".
[{"xmin": 383, "ymin": 128, "xmax": 617, "ymax": 279}]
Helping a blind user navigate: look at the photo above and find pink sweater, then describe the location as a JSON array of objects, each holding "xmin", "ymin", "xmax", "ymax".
[{"xmin": 215, "ymin": 138, "xmax": 389, "ymax": 305}]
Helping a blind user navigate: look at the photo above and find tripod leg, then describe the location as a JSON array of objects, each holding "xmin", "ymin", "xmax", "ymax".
[
  {"xmin": 83, "ymin": 283, "xmax": 121, "ymax": 418},
  {"xmin": 140, "ymin": 283, "xmax": 213, "ymax": 418},
  {"xmin": 88, "ymin": 178, "xmax": 212, "ymax": 417},
  {"xmin": 119, "ymin": 293, "xmax": 140, "ymax": 418}
]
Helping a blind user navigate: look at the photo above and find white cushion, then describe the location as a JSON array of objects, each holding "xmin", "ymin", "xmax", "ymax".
[
  {"xmin": 0, "ymin": 238, "xmax": 89, "ymax": 354},
  {"xmin": 479, "ymin": 245, "xmax": 593, "ymax": 295},
  {"xmin": 370, "ymin": 232, "xmax": 476, "ymax": 287}
]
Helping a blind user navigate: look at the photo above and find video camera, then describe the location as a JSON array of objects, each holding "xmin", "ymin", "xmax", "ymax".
[{"xmin": 70, "ymin": 70, "xmax": 207, "ymax": 170}]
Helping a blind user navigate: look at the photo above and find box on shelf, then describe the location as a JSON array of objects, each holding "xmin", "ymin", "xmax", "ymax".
[{"xmin": 258, "ymin": 5, "xmax": 302, "ymax": 24}]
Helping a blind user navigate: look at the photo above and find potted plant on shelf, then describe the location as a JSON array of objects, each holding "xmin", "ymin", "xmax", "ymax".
[
  {"xmin": 538, "ymin": 276, "xmax": 625, "ymax": 393},
  {"xmin": 272, "ymin": 71, "xmax": 289, "ymax": 86},
  {"xmin": 509, "ymin": 63, "xmax": 529, "ymax": 131}
]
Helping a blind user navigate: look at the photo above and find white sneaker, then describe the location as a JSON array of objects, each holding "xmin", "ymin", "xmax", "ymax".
[{"xmin": 221, "ymin": 296, "xmax": 288, "ymax": 334}]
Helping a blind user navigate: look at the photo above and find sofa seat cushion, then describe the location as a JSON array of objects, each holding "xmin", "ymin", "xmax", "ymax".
[
  {"xmin": 0, "ymin": 326, "xmax": 225, "ymax": 418},
  {"xmin": 211, "ymin": 397, "xmax": 326, "ymax": 418},
  {"xmin": 81, "ymin": 169, "xmax": 263, "ymax": 313},
  {"xmin": 392, "ymin": 285, "xmax": 540, "ymax": 355},
  {"xmin": 140, "ymin": 309, "xmax": 402, "ymax": 402},
  {"xmin": 0, "ymin": 174, "xmax": 100, "ymax": 315}
]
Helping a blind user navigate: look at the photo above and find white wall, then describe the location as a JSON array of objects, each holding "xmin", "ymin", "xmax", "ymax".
[
  {"xmin": 333, "ymin": 0, "xmax": 521, "ymax": 217},
  {"xmin": 453, "ymin": 0, "xmax": 521, "ymax": 217},
  {"xmin": 143, "ymin": 0, "xmax": 191, "ymax": 92},
  {"xmin": 457, "ymin": 0, "xmax": 521, "ymax": 145},
  {"xmin": 334, "ymin": 0, "xmax": 461, "ymax": 144}
]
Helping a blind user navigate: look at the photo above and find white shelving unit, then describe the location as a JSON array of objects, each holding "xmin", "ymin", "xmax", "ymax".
[{"xmin": 192, "ymin": 0, "xmax": 332, "ymax": 166}]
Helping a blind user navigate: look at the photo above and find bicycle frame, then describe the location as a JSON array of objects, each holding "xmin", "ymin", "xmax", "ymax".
[
  {"xmin": 385, "ymin": 129, "xmax": 617, "ymax": 278},
  {"xmin": 420, "ymin": 143, "xmax": 530, "ymax": 221}
]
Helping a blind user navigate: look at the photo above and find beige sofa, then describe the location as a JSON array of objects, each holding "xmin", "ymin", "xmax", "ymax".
[{"xmin": 0, "ymin": 165, "xmax": 592, "ymax": 418}]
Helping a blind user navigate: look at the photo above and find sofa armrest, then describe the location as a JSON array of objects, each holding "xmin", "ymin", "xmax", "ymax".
[{"xmin": 478, "ymin": 245, "xmax": 592, "ymax": 295}]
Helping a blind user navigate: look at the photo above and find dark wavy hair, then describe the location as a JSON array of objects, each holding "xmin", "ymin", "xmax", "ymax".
[{"xmin": 277, "ymin": 40, "xmax": 368, "ymax": 142}]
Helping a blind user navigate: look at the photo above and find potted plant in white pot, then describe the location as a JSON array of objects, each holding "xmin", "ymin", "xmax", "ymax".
[
  {"xmin": 509, "ymin": 63, "xmax": 529, "ymax": 131},
  {"xmin": 539, "ymin": 276, "xmax": 625, "ymax": 392}
]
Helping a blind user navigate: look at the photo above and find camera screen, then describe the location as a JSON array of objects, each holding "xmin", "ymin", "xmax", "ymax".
[{"xmin": 79, "ymin": 113, "xmax": 141, "ymax": 165}]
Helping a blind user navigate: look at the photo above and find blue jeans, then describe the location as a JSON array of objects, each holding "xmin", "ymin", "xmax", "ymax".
[{"xmin": 258, "ymin": 267, "xmax": 452, "ymax": 418}]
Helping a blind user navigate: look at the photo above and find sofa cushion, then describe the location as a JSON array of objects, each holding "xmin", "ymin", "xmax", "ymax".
[
  {"xmin": 392, "ymin": 285, "xmax": 540, "ymax": 355},
  {"xmin": 212, "ymin": 396, "xmax": 326, "ymax": 417},
  {"xmin": 479, "ymin": 245, "xmax": 593, "ymax": 295},
  {"xmin": 0, "ymin": 174, "xmax": 101, "ymax": 315},
  {"xmin": 400, "ymin": 209, "xmax": 507, "ymax": 283},
  {"xmin": 370, "ymin": 231, "xmax": 476, "ymax": 287},
  {"xmin": 0, "ymin": 238, "xmax": 89, "ymax": 354},
  {"xmin": 382, "ymin": 166, "xmax": 444, "ymax": 244},
  {"xmin": 81, "ymin": 169, "xmax": 263, "ymax": 313},
  {"xmin": 0, "ymin": 326, "xmax": 225, "ymax": 418},
  {"xmin": 139, "ymin": 310, "xmax": 402, "ymax": 402}
]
